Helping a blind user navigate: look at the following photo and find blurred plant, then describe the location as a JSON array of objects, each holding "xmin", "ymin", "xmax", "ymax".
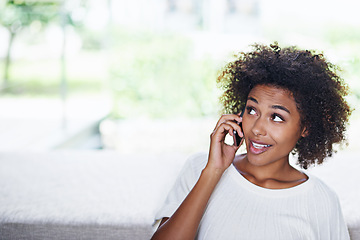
[
  {"xmin": 324, "ymin": 25, "xmax": 360, "ymax": 105},
  {"xmin": 109, "ymin": 29, "xmax": 220, "ymax": 119},
  {"xmin": 0, "ymin": 0, "xmax": 87, "ymax": 92},
  {"xmin": 0, "ymin": 0, "xmax": 57, "ymax": 90}
]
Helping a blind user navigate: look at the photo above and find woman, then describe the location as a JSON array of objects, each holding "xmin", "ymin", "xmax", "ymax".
[{"xmin": 151, "ymin": 43, "xmax": 352, "ymax": 239}]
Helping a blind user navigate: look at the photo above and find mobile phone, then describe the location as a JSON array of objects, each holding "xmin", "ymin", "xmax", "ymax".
[{"xmin": 233, "ymin": 109, "xmax": 245, "ymax": 147}]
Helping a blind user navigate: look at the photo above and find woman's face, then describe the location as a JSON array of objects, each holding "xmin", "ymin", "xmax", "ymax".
[{"xmin": 242, "ymin": 84, "xmax": 307, "ymax": 167}]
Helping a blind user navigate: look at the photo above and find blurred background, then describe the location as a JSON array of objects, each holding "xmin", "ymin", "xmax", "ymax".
[{"xmin": 0, "ymin": 0, "xmax": 359, "ymax": 155}]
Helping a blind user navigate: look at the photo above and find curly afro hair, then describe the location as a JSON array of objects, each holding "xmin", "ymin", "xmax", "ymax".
[{"xmin": 217, "ymin": 43, "xmax": 352, "ymax": 169}]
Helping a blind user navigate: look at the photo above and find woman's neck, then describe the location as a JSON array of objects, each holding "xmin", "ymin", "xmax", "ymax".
[{"xmin": 233, "ymin": 154, "xmax": 308, "ymax": 189}]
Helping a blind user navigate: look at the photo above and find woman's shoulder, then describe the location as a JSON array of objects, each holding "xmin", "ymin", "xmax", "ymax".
[
  {"xmin": 169, "ymin": 152, "xmax": 209, "ymax": 193},
  {"xmin": 184, "ymin": 152, "xmax": 208, "ymax": 174},
  {"xmin": 305, "ymin": 172, "xmax": 341, "ymax": 203}
]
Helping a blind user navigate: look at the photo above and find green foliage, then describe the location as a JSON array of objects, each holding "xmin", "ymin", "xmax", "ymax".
[
  {"xmin": 0, "ymin": 0, "xmax": 59, "ymax": 90},
  {"xmin": 324, "ymin": 25, "xmax": 360, "ymax": 96},
  {"xmin": 0, "ymin": 54, "xmax": 107, "ymax": 96},
  {"xmin": 0, "ymin": 0, "xmax": 88, "ymax": 90},
  {"xmin": 0, "ymin": 1, "xmax": 60, "ymax": 33},
  {"xmin": 325, "ymin": 25, "xmax": 360, "ymax": 45},
  {"xmin": 109, "ymin": 29, "xmax": 219, "ymax": 119}
]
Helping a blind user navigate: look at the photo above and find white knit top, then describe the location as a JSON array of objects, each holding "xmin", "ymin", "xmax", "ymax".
[{"xmin": 155, "ymin": 153, "xmax": 350, "ymax": 240}]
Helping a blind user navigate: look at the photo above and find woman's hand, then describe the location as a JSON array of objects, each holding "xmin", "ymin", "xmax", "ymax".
[
  {"xmin": 206, "ymin": 113, "xmax": 244, "ymax": 174},
  {"xmin": 151, "ymin": 113, "xmax": 244, "ymax": 240}
]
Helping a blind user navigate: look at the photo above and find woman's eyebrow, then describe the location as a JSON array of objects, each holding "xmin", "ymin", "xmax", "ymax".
[
  {"xmin": 247, "ymin": 97, "xmax": 258, "ymax": 103},
  {"xmin": 272, "ymin": 105, "xmax": 290, "ymax": 114},
  {"xmin": 247, "ymin": 97, "xmax": 291, "ymax": 114}
]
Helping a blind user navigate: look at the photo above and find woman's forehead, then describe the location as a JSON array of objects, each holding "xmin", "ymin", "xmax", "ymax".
[
  {"xmin": 248, "ymin": 85, "xmax": 294, "ymax": 100},
  {"xmin": 247, "ymin": 85, "xmax": 298, "ymax": 110}
]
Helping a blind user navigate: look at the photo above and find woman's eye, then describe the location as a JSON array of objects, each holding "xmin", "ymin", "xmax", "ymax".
[
  {"xmin": 247, "ymin": 107, "xmax": 256, "ymax": 115},
  {"xmin": 272, "ymin": 114, "xmax": 284, "ymax": 122}
]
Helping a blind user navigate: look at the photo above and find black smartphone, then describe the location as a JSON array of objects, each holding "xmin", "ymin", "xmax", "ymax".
[{"xmin": 233, "ymin": 109, "xmax": 245, "ymax": 147}]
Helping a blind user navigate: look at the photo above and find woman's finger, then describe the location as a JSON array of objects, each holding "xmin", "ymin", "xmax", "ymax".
[
  {"xmin": 214, "ymin": 114, "xmax": 242, "ymax": 131},
  {"xmin": 211, "ymin": 121, "xmax": 242, "ymax": 145},
  {"xmin": 213, "ymin": 118, "xmax": 243, "ymax": 138}
]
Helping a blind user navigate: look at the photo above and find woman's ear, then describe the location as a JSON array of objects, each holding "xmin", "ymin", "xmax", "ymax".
[{"xmin": 301, "ymin": 127, "xmax": 309, "ymax": 138}]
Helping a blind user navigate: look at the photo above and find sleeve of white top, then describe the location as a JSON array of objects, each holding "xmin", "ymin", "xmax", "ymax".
[
  {"xmin": 311, "ymin": 175, "xmax": 350, "ymax": 240},
  {"xmin": 333, "ymin": 194, "xmax": 351, "ymax": 240},
  {"xmin": 154, "ymin": 153, "xmax": 207, "ymax": 221}
]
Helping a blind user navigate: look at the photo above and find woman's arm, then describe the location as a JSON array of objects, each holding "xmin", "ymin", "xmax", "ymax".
[
  {"xmin": 151, "ymin": 114, "xmax": 243, "ymax": 240},
  {"xmin": 151, "ymin": 166, "xmax": 223, "ymax": 240}
]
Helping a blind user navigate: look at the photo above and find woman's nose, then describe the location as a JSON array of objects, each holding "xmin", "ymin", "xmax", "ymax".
[{"xmin": 251, "ymin": 117, "xmax": 267, "ymax": 136}]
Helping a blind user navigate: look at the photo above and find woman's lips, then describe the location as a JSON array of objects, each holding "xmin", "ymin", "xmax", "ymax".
[{"xmin": 249, "ymin": 140, "xmax": 272, "ymax": 154}]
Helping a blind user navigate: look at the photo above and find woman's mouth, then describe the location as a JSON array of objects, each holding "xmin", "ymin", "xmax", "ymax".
[{"xmin": 249, "ymin": 140, "xmax": 272, "ymax": 154}]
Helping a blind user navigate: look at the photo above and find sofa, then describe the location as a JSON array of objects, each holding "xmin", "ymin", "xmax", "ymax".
[{"xmin": 0, "ymin": 151, "xmax": 359, "ymax": 239}]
